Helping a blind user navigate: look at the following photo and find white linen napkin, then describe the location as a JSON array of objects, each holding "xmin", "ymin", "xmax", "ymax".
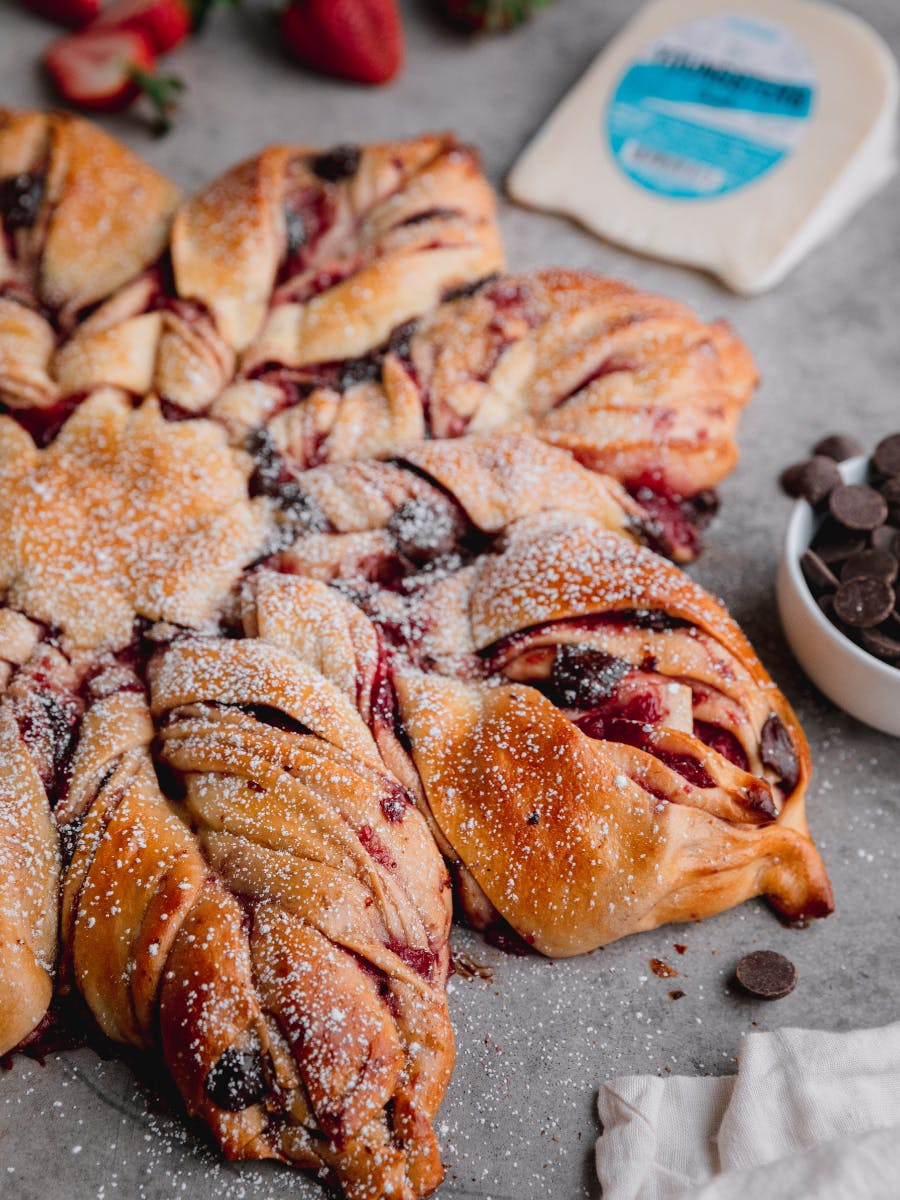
[{"xmin": 596, "ymin": 1022, "xmax": 900, "ymax": 1200}]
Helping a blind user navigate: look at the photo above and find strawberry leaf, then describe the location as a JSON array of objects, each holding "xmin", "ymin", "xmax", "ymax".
[
  {"xmin": 129, "ymin": 66, "xmax": 185, "ymax": 134},
  {"xmin": 188, "ymin": 0, "xmax": 240, "ymax": 33}
]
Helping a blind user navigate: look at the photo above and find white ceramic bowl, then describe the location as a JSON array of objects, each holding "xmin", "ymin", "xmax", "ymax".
[{"xmin": 777, "ymin": 455, "xmax": 900, "ymax": 736}]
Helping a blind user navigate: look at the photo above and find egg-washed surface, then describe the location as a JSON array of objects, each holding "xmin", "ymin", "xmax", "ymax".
[
  {"xmin": 0, "ymin": 107, "xmax": 757, "ymax": 564},
  {"xmin": 0, "ymin": 108, "xmax": 824, "ymax": 1200}
]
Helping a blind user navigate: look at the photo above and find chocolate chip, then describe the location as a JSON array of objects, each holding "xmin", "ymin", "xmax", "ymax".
[
  {"xmin": 340, "ymin": 354, "xmax": 382, "ymax": 390},
  {"xmin": 870, "ymin": 525, "xmax": 900, "ymax": 555},
  {"xmin": 310, "ymin": 144, "xmax": 362, "ymax": 182},
  {"xmin": 780, "ymin": 456, "xmax": 840, "ymax": 505},
  {"xmin": 833, "ymin": 576, "xmax": 895, "ymax": 628},
  {"xmin": 284, "ymin": 208, "xmax": 307, "ymax": 255},
  {"xmin": 872, "ymin": 433, "xmax": 900, "ymax": 478},
  {"xmin": 840, "ymin": 548, "xmax": 898, "ymax": 585},
  {"xmin": 816, "ymin": 592, "xmax": 837, "ymax": 621},
  {"xmin": 204, "ymin": 1044, "xmax": 267, "ymax": 1111},
  {"xmin": 860, "ymin": 622, "xmax": 900, "ymax": 661},
  {"xmin": 780, "ymin": 461, "xmax": 808, "ymax": 497},
  {"xmin": 246, "ymin": 427, "xmax": 284, "ymax": 496},
  {"xmin": 275, "ymin": 480, "xmax": 328, "ymax": 531},
  {"xmin": 0, "ymin": 171, "xmax": 44, "ymax": 231},
  {"xmin": 828, "ymin": 484, "xmax": 888, "ymax": 531},
  {"xmin": 388, "ymin": 497, "xmax": 461, "ymax": 563},
  {"xmin": 735, "ymin": 950, "xmax": 797, "ymax": 999},
  {"xmin": 760, "ymin": 713, "xmax": 799, "ymax": 794},
  {"xmin": 812, "ymin": 433, "xmax": 864, "ymax": 462},
  {"xmin": 549, "ymin": 645, "xmax": 633, "ymax": 708},
  {"xmin": 812, "ymin": 530, "xmax": 867, "ymax": 565},
  {"xmin": 879, "ymin": 477, "xmax": 900, "ymax": 521},
  {"xmin": 800, "ymin": 549, "xmax": 839, "ymax": 595}
]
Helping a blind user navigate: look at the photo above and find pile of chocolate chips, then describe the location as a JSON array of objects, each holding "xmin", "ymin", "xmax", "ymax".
[{"xmin": 781, "ymin": 432, "xmax": 900, "ymax": 665}]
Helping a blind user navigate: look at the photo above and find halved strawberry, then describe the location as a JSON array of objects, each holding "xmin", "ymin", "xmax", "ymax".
[
  {"xmin": 43, "ymin": 28, "xmax": 184, "ymax": 130},
  {"xmin": 280, "ymin": 0, "xmax": 404, "ymax": 87},
  {"xmin": 20, "ymin": 0, "xmax": 100, "ymax": 29},
  {"xmin": 91, "ymin": 0, "xmax": 192, "ymax": 54}
]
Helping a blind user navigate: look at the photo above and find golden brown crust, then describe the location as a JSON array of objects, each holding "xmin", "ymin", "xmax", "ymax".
[
  {"xmin": 0, "ymin": 108, "xmax": 180, "ymax": 314},
  {"xmin": 52, "ymin": 576, "xmax": 453, "ymax": 1199},
  {"xmin": 171, "ymin": 135, "xmax": 504, "ymax": 374},
  {"xmin": 411, "ymin": 269, "xmax": 757, "ymax": 495},
  {"xmin": 0, "ymin": 392, "xmax": 269, "ymax": 650},
  {"xmin": 0, "ymin": 613, "xmax": 84, "ymax": 1054},
  {"xmin": 386, "ymin": 519, "xmax": 830, "ymax": 955},
  {"xmin": 0, "ymin": 112, "xmax": 813, "ymax": 1200},
  {"xmin": 0, "ymin": 704, "xmax": 57, "ymax": 1055},
  {"xmin": 395, "ymin": 668, "xmax": 829, "ymax": 956},
  {"xmin": 0, "ymin": 110, "xmax": 180, "ymax": 419}
]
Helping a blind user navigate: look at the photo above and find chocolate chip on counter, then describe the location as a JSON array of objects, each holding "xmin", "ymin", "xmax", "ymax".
[
  {"xmin": 204, "ymin": 1044, "xmax": 268, "ymax": 1112},
  {"xmin": 735, "ymin": 950, "xmax": 797, "ymax": 1000},
  {"xmin": 870, "ymin": 525, "xmax": 900, "ymax": 555},
  {"xmin": 833, "ymin": 576, "xmax": 896, "ymax": 628},
  {"xmin": 780, "ymin": 456, "xmax": 841, "ymax": 505},
  {"xmin": 760, "ymin": 714, "xmax": 799, "ymax": 793},
  {"xmin": 780, "ymin": 461, "xmax": 810, "ymax": 497},
  {"xmin": 872, "ymin": 433, "xmax": 900, "ymax": 478},
  {"xmin": 828, "ymin": 484, "xmax": 888, "ymax": 531},
  {"xmin": 860, "ymin": 622, "xmax": 900, "ymax": 661},
  {"xmin": 812, "ymin": 433, "xmax": 864, "ymax": 462},
  {"xmin": 800, "ymin": 549, "xmax": 839, "ymax": 594},
  {"xmin": 840, "ymin": 547, "xmax": 898, "ymax": 585}
]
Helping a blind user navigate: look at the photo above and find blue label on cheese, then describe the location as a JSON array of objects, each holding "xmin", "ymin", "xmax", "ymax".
[{"xmin": 606, "ymin": 12, "xmax": 817, "ymax": 200}]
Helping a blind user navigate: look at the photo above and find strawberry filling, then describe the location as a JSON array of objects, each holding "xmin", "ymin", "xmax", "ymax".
[
  {"xmin": 386, "ymin": 940, "xmax": 437, "ymax": 980},
  {"xmin": 488, "ymin": 616, "xmax": 793, "ymax": 805},
  {"xmin": 357, "ymin": 824, "xmax": 397, "ymax": 871},
  {"xmin": 626, "ymin": 470, "xmax": 719, "ymax": 562},
  {"xmin": 693, "ymin": 719, "xmax": 750, "ymax": 771}
]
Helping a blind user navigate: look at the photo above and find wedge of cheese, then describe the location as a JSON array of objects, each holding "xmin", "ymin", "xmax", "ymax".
[{"xmin": 509, "ymin": 0, "xmax": 898, "ymax": 294}]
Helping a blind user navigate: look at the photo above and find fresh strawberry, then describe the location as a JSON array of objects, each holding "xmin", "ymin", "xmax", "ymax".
[
  {"xmin": 280, "ymin": 0, "xmax": 404, "ymax": 86},
  {"xmin": 434, "ymin": 0, "xmax": 550, "ymax": 34},
  {"xmin": 91, "ymin": 0, "xmax": 192, "ymax": 54},
  {"xmin": 19, "ymin": 0, "xmax": 100, "ymax": 29},
  {"xmin": 43, "ymin": 28, "xmax": 184, "ymax": 131}
]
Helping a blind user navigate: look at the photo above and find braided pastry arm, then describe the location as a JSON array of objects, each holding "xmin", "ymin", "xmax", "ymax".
[
  {"xmin": 166, "ymin": 134, "xmax": 503, "ymax": 411},
  {"xmin": 53, "ymin": 577, "xmax": 452, "ymax": 1199},
  {"xmin": 411, "ymin": 270, "xmax": 756, "ymax": 485},
  {"xmin": 20, "ymin": 129, "xmax": 503, "ymax": 426},
  {"xmin": 267, "ymin": 431, "xmax": 643, "ymax": 587},
  {"xmin": 384, "ymin": 517, "xmax": 832, "ymax": 955},
  {"xmin": 0, "ymin": 108, "xmax": 180, "ymax": 433},
  {"xmin": 225, "ymin": 269, "xmax": 753, "ymax": 558},
  {"xmin": 0, "ymin": 610, "xmax": 83, "ymax": 1053}
]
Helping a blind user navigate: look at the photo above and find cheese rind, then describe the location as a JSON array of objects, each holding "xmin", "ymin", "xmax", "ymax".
[{"xmin": 508, "ymin": 0, "xmax": 898, "ymax": 294}]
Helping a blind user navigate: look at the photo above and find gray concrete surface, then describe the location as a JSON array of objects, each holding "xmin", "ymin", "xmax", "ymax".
[{"xmin": 1, "ymin": 1, "xmax": 898, "ymax": 1196}]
